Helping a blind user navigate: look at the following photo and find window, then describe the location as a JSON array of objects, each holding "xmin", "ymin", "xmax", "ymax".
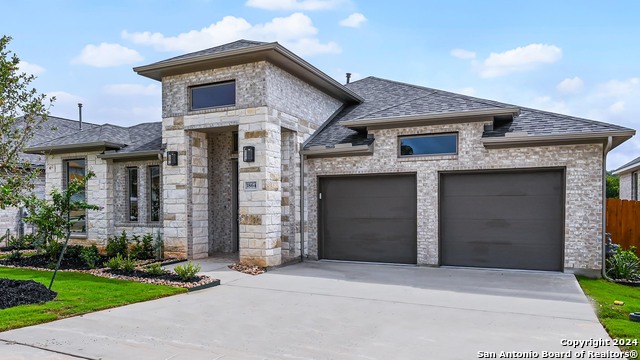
[
  {"xmin": 232, "ymin": 131, "xmax": 239, "ymax": 153},
  {"xmin": 190, "ymin": 81, "xmax": 235, "ymax": 110},
  {"xmin": 127, "ymin": 167, "xmax": 139, "ymax": 222},
  {"xmin": 399, "ymin": 133, "xmax": 457, "ymax": 157},
  {"xmin": 64, "ymin": 159, "xmax": 86, "ymax": 234},
  {"xmin": 633, "ymin": 172, "xmax": 639, "ymax": 201},
  {"xmin": 148, "ymin": 165, "xmax": 161, "ymax": 222}
]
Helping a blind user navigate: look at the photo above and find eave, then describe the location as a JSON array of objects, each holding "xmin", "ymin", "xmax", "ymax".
[
  {"xmin": 133, "ymin": 42, "xmax": 363, "ymax": 104},
  {"xmin": 339, "ymin": 107, "xmax": 521, "ymax": 129},
  {"xmin": 97, "ymin": 150, "xmax": 163, "ymax": 161},
  {"xmin": 23, "ymin": 142, "xmax": 127, "ymax": 154},
  {"xmin": 301, "ymin": 143, "xmax": 373, "ymax": 158},
  {"xmin": 482, "ymin": 130, "xmax": 635, "ymax": 150}
]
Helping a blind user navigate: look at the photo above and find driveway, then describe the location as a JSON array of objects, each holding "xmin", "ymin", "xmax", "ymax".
[{"xmin": 0, "ymin": 261, "xmax": 621, "ymax": 360}]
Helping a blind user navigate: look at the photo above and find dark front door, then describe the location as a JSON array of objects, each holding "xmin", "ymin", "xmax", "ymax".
[
  {"xmin": 319, "ymin": 174, "xmax": 417, "ymax": 264},
  {"xmin": 440, "ymin": 169, "xmax": 564, "ymax": 271}
]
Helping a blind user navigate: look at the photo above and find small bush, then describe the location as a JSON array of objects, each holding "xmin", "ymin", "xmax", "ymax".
[
  {"xmin": 45, "ymin": 240, "xmax": 62, "ymax": 262},
  {"xmin": 173, "ymin": 261, "xmax": 201, "ymax": 282},
  {"xmin": 8, "ymin": 235, "xmax": 32, "ymax": 250},
  {"xmin": 121, "ymin": 255, "xmax": 136, "ymax": 273},
  {"xmin": 144, "ymin": 263, "xmax": 166, "ymax": 276},
  {"xmin": 130, "ymin": 234, "xmax": 154, "ymax": 260},
  {"xmin": 607, "ymin": 246, "xmax": 640, "ymax": 281},
  {"xmin": 65, "ymin": 245, "xmax": 84, "ymax": 260},
  {"xmin": 106, "ymin": 231, "xmax": 129, "ymax": 258},
  {"xmin": 106, "ymin": 254, "xmax": 123, "ymax": 271},
  {"xmin": 80, "ymin": 245, "xmax": 101, "ymax": 269},
  {"xmin": 153, "ymin": 231, "xmax": 164, "ymax": 260},
  {"xmin": 7, "ymin": 250, "xmax": 22, "ymax": 261}
]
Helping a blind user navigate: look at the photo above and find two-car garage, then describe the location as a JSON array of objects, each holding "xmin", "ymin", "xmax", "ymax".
[{"xmin": 318, "ymin": 169, "xmax": 565, "ymax": 271}]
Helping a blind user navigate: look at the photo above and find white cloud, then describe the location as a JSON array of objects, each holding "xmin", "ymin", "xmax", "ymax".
[
  {"xmin": 246, "ymin": 0, "xmax": 346, "ymax": 10},
  {"xmin": 531, "ymin": 95, "xmax": 569, "ymax": 114},
  {"xmin": 557, "ymin": 76, "xmax": 584, "ymax": 94},
  {"xmin": 18, "ymin": 61, "xmax": 45, "ymax": 76},
  {"xmin": 72, "ymin": 43, "xmax": 143, "ymax": 68},
  {"xmin": 479, "ymin": 44, "xmax": 562, "ymax": 78},
  {"xmin": 450, "ymin": 48, "xmax": 476, "ymax": 60},
  {"xmin": 458, "ymin": 87, "xmax": 476, "ymax": 96},
  {"xmin": 103, "ymin": 84, "xmax": 160, "ymax": 96},
  {"xmin": 339, "ymin": 13, "xmax": 366, "ymax": 28},
  {"xmin": 46, "ymin": 91, "xmax": 85, "ymax": 119},
  {"xmin": 122, "ymin": 13, "xmax": 339, "ymax": 56},
  {"xmin": 609, "ymin": 100, "xmax": 625, "ymax": 114}
]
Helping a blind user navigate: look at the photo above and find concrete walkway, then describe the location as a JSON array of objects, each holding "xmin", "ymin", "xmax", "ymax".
[{"xmin": 0, "ymin": 261, "xmax": 623, "ymax": 360}]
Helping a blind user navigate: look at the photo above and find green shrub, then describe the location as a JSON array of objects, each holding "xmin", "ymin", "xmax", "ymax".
[
  {"xmin": 153, "ymin": 231, "xmax": 164, "ymax": 260},
  {"xmin": 45, "ymin": 240, "xmax": 62, "ymax": 262},
  {"xmin": 8, "ymin": 234, "xmax": 32, "ymax": 250},
  {"xmin": 173, "ymin": 261, "xmax": 201, "ymax": 282},
  {"xmin": 80, "ymin": 245, "xmax": 101, "ymax": 269},
  {"xmin": 607, "ymin": 246, "xmax": 640, "ymax": 281},
  {"xmin": 121, "ymin": 255, "xmax": 136, "ymax": 273},
  {"xmin": 130, "ymin": 234, "xmax": 154, "ymax": 260},
  {"xmin": 65, "ymin": 245, "xmax": 84, "ymax": 260},
  {"xmin": 106, "ymin": 231, "xmax": 129, "ymax": 258},
  {"xmin": 144, "ymin": 263, "xmax": 166, "ymax": 276},
  {"xmin": 7, "ymin": 250, "xmax": 22, "ymax": 261},
  {"xmin": 106, "ymin": 254, "xmax": 123, "ymax": 271}
]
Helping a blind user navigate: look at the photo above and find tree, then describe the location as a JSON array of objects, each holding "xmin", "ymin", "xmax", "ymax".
[
  {"xmin": 606, "ymin": 172, "xmax": 620, "ymax": 199},
  {"xmin": 0, "ymin": 35, "xmax": 54, "ymax": 208}
]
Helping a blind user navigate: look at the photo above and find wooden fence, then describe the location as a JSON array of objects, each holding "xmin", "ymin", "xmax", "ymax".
[{"xmin": 606, "ymin": 198, "xmax": 640, "ymax": 252}]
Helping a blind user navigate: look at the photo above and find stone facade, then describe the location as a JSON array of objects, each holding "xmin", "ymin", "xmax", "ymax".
[
  {"xmin": 619, "ymin": 172, "xmax": 637, "ymax": 200},
  {"xmin": 305, "ymin": 119, "xmax": 605, "ymax": 272},
  {"xmin": 0, "ymin": 171, "xmax": 44, "ymax": 243}
]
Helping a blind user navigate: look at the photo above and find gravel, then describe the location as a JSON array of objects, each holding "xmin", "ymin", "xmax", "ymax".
[{"xmin": 0, "ymin": 279, "xmax": 57, "ymax": 309}]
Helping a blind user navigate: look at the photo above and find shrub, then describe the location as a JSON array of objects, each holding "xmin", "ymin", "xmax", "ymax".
[
  {"xmin": 80, "ymin": 245, "xmax": 101, "ymax": 269},
  {"xmin": 173, "ymin": 261, "xmax": 201, "ymax": 282},
  {"xmin": 106, "ymin": 231, "xmax": 129, "ymax": 258},
  {"xmin": 121, "ymin": 255, "xmax": 136, "ymax": 273},
  {"xmin": 607, "ymin": 246, "xmax": 640, "ymax": 281},
  {"xmin": 8, "ymin": 234, "xmax": 32, "ymax": 250},
  {"xmin": 7, "ymin": 249, "xmax": 22, "ymax": 261},
  {"xmin": 144, "ymin": 263, "xmax": 166, "ymax": 276},
  {"xmin": 130, "ymin": 234, "xmax": 154, "ymax": 260},
  {"xmin": 64, "ymin": 245, "xmax": 84, "ymax": 260},
  {"xmin": 45, "ymin": 240, "xmax": 62, "ymax": 262},
  {"xmin": 106, "ymin": 254, "xmax": 123, "ymax": 271},
  {"xmin": 153, "ymin": 231, "xmax": 164, "ymax": 260}
]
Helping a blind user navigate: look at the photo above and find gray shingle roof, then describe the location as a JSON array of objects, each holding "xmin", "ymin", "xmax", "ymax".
[
  {"xmin": 305, "ymin": 76, "xmax": 632, "ymax": 149},
  {"xmin": 150, "ymin": 40, "xmax": 268, "ymax": 65},
  {"xmin": 613, "ymin": 156, "xmax": 640, "ymax": 174}
]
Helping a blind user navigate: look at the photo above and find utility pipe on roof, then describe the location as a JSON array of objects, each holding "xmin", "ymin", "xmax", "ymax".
[{"xmin": 602, "ymin": 136, "xmax": 614, "ymax": 281}]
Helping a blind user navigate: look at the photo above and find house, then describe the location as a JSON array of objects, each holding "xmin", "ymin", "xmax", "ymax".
[
  {"xmin": 19, "ymin": 39, "xmax": 634, "ymax": 275},
  {"xmin": 612, "ymin": 157, "xmax": 640, "ymax": 199}
]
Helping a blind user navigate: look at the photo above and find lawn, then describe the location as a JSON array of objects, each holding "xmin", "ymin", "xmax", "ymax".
[
  {"xmin": 0, "ymin": 267, "xmax": 186, "ymax": 332},
  {"xmin": 577, "ymin": 276, "xmax": 640, "ymax": 352}
]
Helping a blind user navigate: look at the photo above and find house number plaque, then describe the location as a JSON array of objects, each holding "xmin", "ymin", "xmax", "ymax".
[{"xmin": 244, "ymin": 181, "xmax": 258, "ymax": 191}]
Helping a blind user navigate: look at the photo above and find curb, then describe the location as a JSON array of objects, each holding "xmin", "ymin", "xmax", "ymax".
[{"xmin": 188, "ymin": 279, "xmax": 221, "ymax": 292}]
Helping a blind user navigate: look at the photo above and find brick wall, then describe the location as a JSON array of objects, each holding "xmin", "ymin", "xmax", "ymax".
[
  {"xmin": 619, "ymin": 172, "xmax": 633, "ymax": 200},
  {"xmin": 305, "ymin": 119, "xmax": 605, "ymax": 271}
]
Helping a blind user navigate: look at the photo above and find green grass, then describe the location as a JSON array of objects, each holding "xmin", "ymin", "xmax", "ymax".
[
  {"xmin": 0, "ymin": 267, "xmax": 186, "ymax": 332},
  {"xmin": 577, "ymin": 276, "xmax": 640, "ymax": 352}
]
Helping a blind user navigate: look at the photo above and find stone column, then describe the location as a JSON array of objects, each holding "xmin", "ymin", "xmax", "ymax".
[
  {"xmin": 238, "ymin": 108, "xmax": 282, "ymax": 267},
  {"xmin": 189, "ymin": 131, "xmax": 209, "ymax": 259}
]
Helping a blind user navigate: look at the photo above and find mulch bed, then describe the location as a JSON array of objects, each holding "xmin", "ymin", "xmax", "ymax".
[
  {"xmin": 0, "ymin": 279, "xmax": 57, "ymax": 309},
  {"xmin": 87, "ymin": 268, "xmax": 216, "ymax": 289},
  {"xmin": 0, "ymin": 253, "xmax": 108, "ymax": 270}
]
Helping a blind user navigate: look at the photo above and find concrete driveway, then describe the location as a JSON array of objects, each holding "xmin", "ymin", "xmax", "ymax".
[{"xmin": 0, "ymin": 261, "xmax": 623, "ymax": 360}]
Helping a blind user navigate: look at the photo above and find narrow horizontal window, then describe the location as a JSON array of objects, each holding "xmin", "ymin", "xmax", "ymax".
[
  {"xmin": 190, "ymin": 81, "xmax": 235, "ymax": 110},
  {"xmin": 399, "ymin": 133, "xmax": 457, "ymax": 156}
]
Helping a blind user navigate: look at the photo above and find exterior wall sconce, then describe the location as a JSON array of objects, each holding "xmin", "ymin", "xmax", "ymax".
[
  {"xmin": 243, "ymin": 146, "xmax": 255, "ymax": 162},
  {"xmin": 166, "ymin": 151, "xmax": 178, "ymax": 166}
]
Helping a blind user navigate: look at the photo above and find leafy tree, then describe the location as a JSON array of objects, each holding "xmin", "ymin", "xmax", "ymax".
[
  {"xmin": 606, "ymin": 172, "xmax": 619, "ymax": 199},
  {"xmin": 0, "ymin": 35, "xmax": 54, "ymax": 208}
]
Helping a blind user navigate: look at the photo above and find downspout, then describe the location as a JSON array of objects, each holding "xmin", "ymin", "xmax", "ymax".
[
  {"xmin": 299, "ymin": 152, "xmax": 305, "ymax": 262},
  {"xmin": 602, "ymin": 136, "xmax": 614, "ymax": 280}
]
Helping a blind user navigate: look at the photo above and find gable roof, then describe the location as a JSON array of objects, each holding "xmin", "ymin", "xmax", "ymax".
[
  {"xmin": 151, "ymin": 40, "xmax": 268, "ymax": 65},
  {"xmin": 612, "ymin": 156, "xmax": 640, "ymax": 175},
  {"xmin": 304, "ymin": 76, "xmax": 634, "ymax": 151}
]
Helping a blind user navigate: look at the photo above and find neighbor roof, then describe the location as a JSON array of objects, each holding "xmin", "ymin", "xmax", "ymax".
[
  {"xmin": 612, "ymin": 156, "xmax": 640, "ymax": 175},
  {"xmin": 304, "ymin": 77, "xmax": 634, "ymax": 150}
]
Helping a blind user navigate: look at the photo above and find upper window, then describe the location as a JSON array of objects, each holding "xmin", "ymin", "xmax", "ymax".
[
  {"xmin": 190, "ymin": 81, "xmax": 236, "ymax": 110},
  {"xmin": 399, "ymin": 133, "xmax": 458, "ymax": 157},
  {"xmin": 64, "ymin": 159, "xmax": 87, "ymax": 235}
]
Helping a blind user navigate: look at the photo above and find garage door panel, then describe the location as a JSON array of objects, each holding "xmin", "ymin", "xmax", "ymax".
[
  {"xmin": 321, "ymin": 175, "xmax": 417, "ymax": 264},
  {"xmin": 440, "ymin": 170, "xmax": 564, "ymax": 271},
  {"xmin": 442, "ymin": 195, "xmax": 564, "ymax": 220}
]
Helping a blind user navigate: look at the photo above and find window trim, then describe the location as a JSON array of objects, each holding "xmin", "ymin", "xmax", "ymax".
[
  {"xmin": 127, "ymin": 167, "xmax": 139, "ymax": 223},
  {"xmin": 398, "ymin": 132, "xmax": 458, "ymax": 158},
  {"xmin": 189, "ymin": 80, "xmax": 236, "ymax": 111},
  {"xmin": 147, "ymin": 165, "xmax": 161, "ymax": 223},
  {"xmin": 63, "ymin": 158, "xmax": 88, "ymax": 236}
]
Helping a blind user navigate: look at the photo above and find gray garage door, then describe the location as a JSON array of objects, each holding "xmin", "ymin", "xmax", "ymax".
[
  {"xmin": 319, "ymin": 175, "xmax": 417, "ymax": 264},
  {"xmin": 440, "ymin": 170, "xmax": 564, "ymax": 271}
]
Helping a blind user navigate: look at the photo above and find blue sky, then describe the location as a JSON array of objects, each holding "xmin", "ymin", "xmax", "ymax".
[{"xmin": 3, "ymin": 0, "xmax": 639, "ymax": 169}]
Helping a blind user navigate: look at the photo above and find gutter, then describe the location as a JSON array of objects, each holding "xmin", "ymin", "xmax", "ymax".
[
  {"xmin": 611, "ymin": 162, "xmax": 640, "ymax": 176},
  {"xmin": 23, "ymin": 141, "xmax": 127, "ymax": 154},
  {"xmin": 301, "ymin": 144, "xmax": 373, "ymax": 157},
  {"xmin": 339, "ymin": 107, "xmax": 520, "ymax": 128},
  {"xmin": 482, "ymin": 130, "xmax": 635, "ymax": 148},
  {"xmin": 97, "ymin": 150, "xmax": 163, "ymax": 160},
  {"xmin": 602, "ymin": 136, "xmax": 614, "ymax": 281}
]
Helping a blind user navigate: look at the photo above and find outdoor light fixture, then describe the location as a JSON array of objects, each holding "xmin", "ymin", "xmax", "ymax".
[
  {"xmin": 166, "ymin": 151, "xmax": 178, "ymax": 166},
  {"xmin": 243, "ymin": 146, "xmax": 255, "ymax": 162}
]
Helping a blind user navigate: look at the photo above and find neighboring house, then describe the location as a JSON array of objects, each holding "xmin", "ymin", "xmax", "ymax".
[
  {"xmin": 612, "ymin": 157, "xmax": 640, "ymax": 199},
  {"xmin": 0, "ymin": 116, "xmax": 100, "ymax": 239},
  {"xmin": 19, "ymin": 40, "xmax": 635, "ymax": 275}
]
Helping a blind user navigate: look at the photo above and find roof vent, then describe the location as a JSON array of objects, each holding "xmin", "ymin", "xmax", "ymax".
[
  {"xmin": 78, "ymin": 103, "xmax": 83, "ymax": 130},
  {"xmin": 346, "ymin": 73, "xmax": 351, "ymax": 84}
]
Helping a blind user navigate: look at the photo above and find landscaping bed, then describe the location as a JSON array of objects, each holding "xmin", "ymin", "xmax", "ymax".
[{"xmin": 0, "ymin": 279, "xmax": 57, "ymax": 309}]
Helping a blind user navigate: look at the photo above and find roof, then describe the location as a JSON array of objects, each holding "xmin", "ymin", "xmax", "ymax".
[
  {"xmin": 612, "ymin": 156, "xmax": 640, "ymax": 175},
  {"xmin": 19, "ymin": 116, "xmax": 100, "ymax": 166},
  {"xmin": 304, "ymin": 76, "xmax": 634, "ymax": 150},
  {"xmin": 25, "ymin": 122, "xmax": 163, "ymax": 158},
  {"xmin": 134, "ymin": 39, "xmax": 363, "ymax": 103}
]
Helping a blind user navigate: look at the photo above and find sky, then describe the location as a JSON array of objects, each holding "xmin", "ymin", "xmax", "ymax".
[{"xmin": 2, "ymin": 0, "xmax": 639, "ymax": 170}]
